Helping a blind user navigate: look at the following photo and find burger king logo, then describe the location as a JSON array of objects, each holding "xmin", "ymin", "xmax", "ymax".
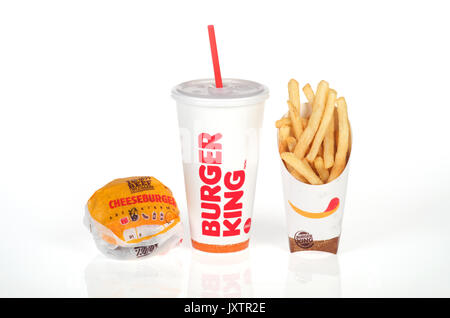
[{"xmin": 294, "ymin": 231, "xmax": 313, "ymax": 248}]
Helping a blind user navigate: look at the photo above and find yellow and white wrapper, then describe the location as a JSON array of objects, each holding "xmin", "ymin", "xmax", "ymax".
[{"xmin": 84, "ymin": 176, "xmax": 183, "ymax": 259}]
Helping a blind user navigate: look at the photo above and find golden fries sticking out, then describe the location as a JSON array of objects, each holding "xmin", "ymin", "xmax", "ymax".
[
  {"xmin": 288, "ymin": 79, "xmax": 301, "ymax": 115},
  {"xmin": 286, "ymin": 136, "xmax": 297, "ymax": 152},
  {"xmin": 275, "ymin": 117, "xmax": 291, "ymax": 128},
  {"xmin": 293, "ymin": 80, "xmax": 329, "ymax": 159},
  {"xmin": 323, "ymin": 112, "xmax": 335, "ymax": 169},
  {"xmin": 281, "ymin": 152, "xmax": 323, "ymax": 185},
  {"xmin": 306, "ymin": 89, "xmax": 337, "ymax": 163},
  {"xmin": 302, "ymin": 83, "xmax": 315, "ymax": 104},
  {"xmin": 287, "ymin": 101, "xmax": 303, "ymax": 139},
  {"xmin": 313, "ymin": 156, "xmax": 329, "ymax": 183},
  {"xmin": 277, "ymin": 80, "xmax": 351, "ymax": 184},
  {"xmin": 278, "ymin": 125, "xmax": 291, "ymax": 154},
  {"xmin": 328, "ymin": 97, "xmax": 350, "ymax": 182}
]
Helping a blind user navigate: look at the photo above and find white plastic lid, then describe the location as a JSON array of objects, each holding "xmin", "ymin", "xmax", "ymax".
[{"xmin": 171, "ymin": 78, "xmax": 269, "ymax": 107}]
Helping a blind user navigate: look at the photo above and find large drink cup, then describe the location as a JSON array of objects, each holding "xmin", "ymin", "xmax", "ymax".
[{"xmin": 172, "ymin": 79, "xmax": 269, "ymax": 253}]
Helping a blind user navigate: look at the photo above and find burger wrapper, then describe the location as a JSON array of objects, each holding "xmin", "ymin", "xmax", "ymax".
[{"xmin": 84, "ymin": 176, "xmax": 183, "ymax": 260}]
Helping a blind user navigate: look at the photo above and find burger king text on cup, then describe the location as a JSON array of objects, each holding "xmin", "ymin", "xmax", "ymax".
[{"xmin": 198, "ymin": 132, "xmax": 245, "ymax": 238}]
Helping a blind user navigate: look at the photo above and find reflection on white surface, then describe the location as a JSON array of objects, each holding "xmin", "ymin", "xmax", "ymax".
[
  {"xmin": 84, "ymin": 251, "xmax": 185, "ymax": 298},
  {"xmin": 188, "ymin": 249, "xmax": 253, "ymax": 298},
  {"xmin": 285, "ymin": 252, "xmax": 341, "ymax": 297}
]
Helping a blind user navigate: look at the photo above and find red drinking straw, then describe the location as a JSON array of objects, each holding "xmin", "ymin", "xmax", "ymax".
[{"xmin": 208, "ymin": 25, "xmax": 223, "ymax": 88}]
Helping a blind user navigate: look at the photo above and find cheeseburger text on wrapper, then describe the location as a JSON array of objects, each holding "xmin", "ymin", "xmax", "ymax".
[
  {"xmin": 277, "ymin": 79, "xmax": 351, "ymax": 254},
  {"xmin": 84, "ymin": 177, "xmax": 183, "ymax": 259}
]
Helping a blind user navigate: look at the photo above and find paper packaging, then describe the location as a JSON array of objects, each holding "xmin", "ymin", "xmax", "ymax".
[
  {"xmin": 280, "ymin": 105, "xmax": 351, "ymax": 254},
  {"xmin": 84, "ymin": 177, "xmax": 183, "ymax": 260},
  {"xmin": 172, "ymin": 79, "xmax": 269, "ymax": 253}
]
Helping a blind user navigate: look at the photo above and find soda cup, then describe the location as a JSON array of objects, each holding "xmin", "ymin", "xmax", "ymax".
[{"xmin": 172, "ymin": 79, "xmax": 269, "ymax": 253}]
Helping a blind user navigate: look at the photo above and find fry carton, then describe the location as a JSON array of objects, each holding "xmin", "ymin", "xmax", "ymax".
[
  {"xmin": 278, "ymin": 94, "xmax": 352, "ymax": 254},
  {"xmin": 280, "ymin": 155, "xmax": 351, "ymax": 254}
]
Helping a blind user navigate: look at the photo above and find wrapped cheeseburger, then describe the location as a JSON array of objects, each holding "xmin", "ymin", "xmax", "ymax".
[{"xmin": 84, "ymin": 176, "xmax": 183, "ymax": 259}]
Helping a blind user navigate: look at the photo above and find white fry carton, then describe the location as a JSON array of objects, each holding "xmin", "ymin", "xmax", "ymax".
[{"xmin": 280, "ymin": 105, "xmax": 351, "ymax": 254}]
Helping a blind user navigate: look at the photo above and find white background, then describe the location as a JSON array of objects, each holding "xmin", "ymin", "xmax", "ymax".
[{"xmin": 1, "ymin": 0, "xmax": 449, "ymax": 297}]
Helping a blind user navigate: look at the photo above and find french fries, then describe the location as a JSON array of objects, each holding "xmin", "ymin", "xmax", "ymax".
[
  {"xmin": 286, "ymin": 136, "xmax": 297, "ymax": 152},
  {"xmin": 287, "ymin": 101, "xmax": 303, "ymax": 139},
  {"xmin": 306, "ymin": 89, "xmax": 337, "ymax": 162},
  {"xmin": 301, "ymin": 117, "xmax": 309, "ymax": 128},
  {"xmin": 275, "ymin": 117, "xmax": 291, "ymax": 128},
  {"xmin": 328, "ymin": 97, "xmax": 350, "ymax": 182},
  {"xmin": 288, "ymin": 79, "xmax": 301, "ymax": 116},
  {"xmin": 318, "ymin": 143, "xmax": 324, "ymax": 157},
  {"xmin": 277, "ymin": 80, "xmax": 351, "ymax": 184},
  {"xmin": 302, "ymin": 83, "xmax": 315, "ymax": 104},
  {"xmin": 313, "ymin": 156, "xmax": 329, "ymax": 183},
  {"xmin": 286, "ymin": 162, "xmax": 308, "ymax": 183},
  {"xmin": 281, "ymin": 152, "xmax": 323, "ymax": 185},
  {"xmin": 278, "ymin": 125, "xmax": 291, "ymax": 154},
  {"xmin": 293, "ymin": 80, "xmax": 329, "ymax": 159},
  {"xmin": 323, "ymin": 112, "xmax": 335, "ymax": 169}
]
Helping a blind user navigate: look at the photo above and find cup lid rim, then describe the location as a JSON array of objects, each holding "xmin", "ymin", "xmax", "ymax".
[{"xmin": 171, "ymin": 78, "xmax": 269, "ymax": 107}]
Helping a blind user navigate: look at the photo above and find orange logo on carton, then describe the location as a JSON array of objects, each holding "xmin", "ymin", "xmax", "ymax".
[{"xmin": 289, "ymin": 197, "xmax": 340, "ymax": 219}]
